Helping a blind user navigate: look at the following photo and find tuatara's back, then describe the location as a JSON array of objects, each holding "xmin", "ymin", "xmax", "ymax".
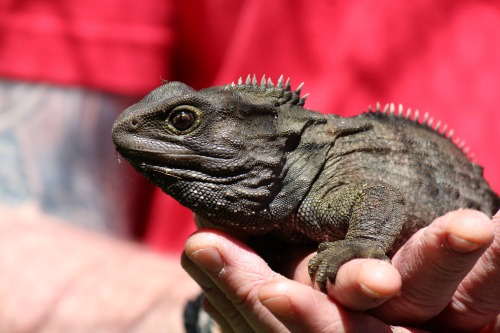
[{"xmin": 293, "ymin": 105, "xmax": 499, "ymax": 256}]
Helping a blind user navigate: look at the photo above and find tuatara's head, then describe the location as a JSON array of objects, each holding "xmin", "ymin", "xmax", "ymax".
[{"xmin": 112, "ymin": 75, "xmax": 326, "ymax": 232}]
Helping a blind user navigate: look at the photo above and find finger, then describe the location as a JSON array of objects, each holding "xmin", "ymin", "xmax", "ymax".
[
  {"xmin": 201, "ymin": 297, "xmax": 234, "ymax": 333},
  {"xmin": 281, "ymin": 241, "xmax": 401, "ymax": 311},
  {"xmin": 425, "ymin": 211, "xmax": 500, "ymax": 332},
  {"xmin": 372, "ymin": 209, "xmax": 494, "ymax": 324},
  {"xmin": 478, "ymin": 314, "xmax": 500, "ymax": 333},
  {"xmin": 183, "ymin": 229, "xmax": 287, "ymax": 333},
  {"xmin": 259, "ymin": 278, "xmax": 414, "ymax": 333},
  {"xmin": 328, "ymin": 258, "xmax": 401, "ymax": 311},
  {"xmin": 181, "ymin": 250, "xmax": 252, "ymax": 333}
]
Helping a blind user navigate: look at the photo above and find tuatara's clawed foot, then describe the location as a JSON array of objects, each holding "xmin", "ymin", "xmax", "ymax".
[{"xmin": 308, "ymin": 239, "xmax": 391, "ymax": 292}]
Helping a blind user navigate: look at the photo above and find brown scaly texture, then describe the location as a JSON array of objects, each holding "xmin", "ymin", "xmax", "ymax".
[{"xmin": 112, "ymin": 75, "xmax": 500, "ymax": 290}]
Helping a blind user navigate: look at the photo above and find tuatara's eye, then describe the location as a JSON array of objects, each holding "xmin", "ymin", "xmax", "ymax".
[
  {"xmin": 166, "ymin": 106, "xmax": 201, "ymax": 134},
  {"xmin": 171, "ymin": 110, "xmax": 194, "ymax": 130}
]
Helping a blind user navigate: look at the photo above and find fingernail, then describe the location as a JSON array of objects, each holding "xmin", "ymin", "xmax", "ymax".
[
  {"xmin": 261, "ymin": 296, "xmax": 294, "ymax": 320},
  {"xmin": 445, "ymin": 211, "xmax": 494, "ymax": 253},
  {"xmin": 447, "ymin": 234, "xmax": 482, "ymax": 253},
  {"xmin": 494, "ymin": 210, "xmax": 500, "ymax": 218},
  {"xmin": 259, "ymin": 281, "xmax": 294, "ymax": 320},
  {"xmin": 359, "ymin": 283, "xmax": 386, "ymax": 299},
  {"xmin": 189, "ymin": 247, "xmax": 225, "ymax": 275},
  {"xmin": 359, "ymin": 261, "xmax": 400, "ymax": 299}
]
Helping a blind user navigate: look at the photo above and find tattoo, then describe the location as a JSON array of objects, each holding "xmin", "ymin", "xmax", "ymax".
[{"xmin": 0, "ymin": 80, "xmax": 148, "ymax": 235}]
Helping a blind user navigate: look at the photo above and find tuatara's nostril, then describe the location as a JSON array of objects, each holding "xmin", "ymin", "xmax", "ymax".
[{"xmin": 130, "ymin": 117, "xmax": 140, "ymax": 129}]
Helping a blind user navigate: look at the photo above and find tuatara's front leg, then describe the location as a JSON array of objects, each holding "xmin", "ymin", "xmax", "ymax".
[{"xmin": 303, "ymin": 182, "xmax": 406, "ymax": 291}]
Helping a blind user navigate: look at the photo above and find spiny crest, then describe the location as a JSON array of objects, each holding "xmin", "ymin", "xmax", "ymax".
[
  {"xmin": 367, "ymin": 102, "xmax": 474, "ymax": 160},
  {"xmin": 224, "ymin": 74, "xmax": 309, "ymax": 107}
]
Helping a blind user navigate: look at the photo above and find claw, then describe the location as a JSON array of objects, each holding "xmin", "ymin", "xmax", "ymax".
[{"xmin": 308, "ymin": 239, "xmax": 390, "ymax": 292}]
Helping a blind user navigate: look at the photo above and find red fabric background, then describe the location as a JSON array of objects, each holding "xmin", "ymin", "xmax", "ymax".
[
  {"xmin": 1, "ymin": 0, "xmax": 499, "ymax": 254},
  {"xmin": 0, "ymin": 0, "xmax": 176, "ymax": 94}
]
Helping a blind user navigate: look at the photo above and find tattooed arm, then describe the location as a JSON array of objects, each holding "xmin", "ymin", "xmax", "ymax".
[
  {"xmin": 0, "ymin": 80, "xmax": 140, "ymax": 233},
  {"xmin": 0, "ymin": 80, "xmax": 200, "ymax": 332}
]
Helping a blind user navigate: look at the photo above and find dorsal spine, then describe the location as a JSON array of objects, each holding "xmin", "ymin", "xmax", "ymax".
[
  {"xmin": 227, "ymin": 74, "xmax": 309, "ymax": 106},
  {"xmin": 367, "ymin": 102, "xmax": 472, "ymax": 160}
]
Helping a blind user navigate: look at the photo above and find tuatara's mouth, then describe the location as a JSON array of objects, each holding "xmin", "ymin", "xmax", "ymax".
[
  {"xmin": 115, "ymin": 146, "xmax": 194, "ymax": 169},
  {"xmin": 116, "ymin": 147, "xmax": 248, "ymax": 184},
  {"xmin": 142, "ymin": 163, "xmax": 249, "ymax": 184},
  {"xmin": 116, "ymin": 144, "xmax": 235, "ymax": 164}
]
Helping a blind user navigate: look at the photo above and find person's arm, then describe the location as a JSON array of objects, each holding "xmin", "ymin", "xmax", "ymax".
[
  {"xmin": 0, "ymin": 81, "xmax": 204, "ymax": 332},
  {"xmin": 182, "ymin": 209, "xmax": 499, "ymax": 332},
  {"xmin": 0, "ymin": 204, "xmax": 201, "ymax": 333}
]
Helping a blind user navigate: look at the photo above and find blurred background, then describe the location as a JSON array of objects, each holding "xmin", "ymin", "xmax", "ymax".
[{"xmin": 0, "ymin": 0, "xmax": 499, "ymax": 330}]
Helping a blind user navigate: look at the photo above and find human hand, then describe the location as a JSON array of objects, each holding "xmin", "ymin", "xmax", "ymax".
[
  {"xmin": 182, "ymin": 229, "xmax": 405, "ymax": 332},
  {"xmin": 182, "ymin": 209, "xmax": 499, "ymax": 332},
  {"xmin": 373, "ymin": 209, "xmax": 500, "ymax": 332},
  {"xmin": 0, "ymin": 204, "xmax": 200, "ymax": 333}
]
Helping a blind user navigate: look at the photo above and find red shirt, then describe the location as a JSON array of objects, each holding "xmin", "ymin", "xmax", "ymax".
[
  {"xmin": 2, "ymin": 0, "xmax": 499, "ymax": 254},
  {"xmin": 0, "ymin": 0, "xmax": 176, "ymax": 94}
]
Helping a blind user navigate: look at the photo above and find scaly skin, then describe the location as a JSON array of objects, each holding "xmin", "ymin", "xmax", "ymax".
[{"xmin": 112, "ymin": 75, "xmax": 500, "ymax": 290}]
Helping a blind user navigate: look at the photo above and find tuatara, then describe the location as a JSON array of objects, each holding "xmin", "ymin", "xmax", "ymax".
[{"xmin": 112, "ymin": 75, "xmax": 500, "ymax": 290}]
